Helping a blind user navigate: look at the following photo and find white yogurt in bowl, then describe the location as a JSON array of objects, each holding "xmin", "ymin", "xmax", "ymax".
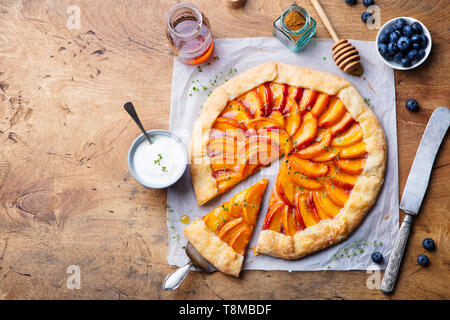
[{"xmin": 128, "ymin": 130, "xmax": 187, "ymax": 189}]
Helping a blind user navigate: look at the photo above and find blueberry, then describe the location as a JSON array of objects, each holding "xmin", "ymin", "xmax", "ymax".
[
  {"xmin": 378, "ymin": 43, "xmax": 388, "ymax": 56},
  {"xmin": 393, "ymin": 52, "xmax": 404, "ymax": 63},
  {"xmin": 389, "ymin": 31, "xmax": 400, "ymax": 43},
  {"xmin": 417, "ymin": 254, "xmax": 429, "ymax": 266},
  {"xmin": 397, "ymin": 36, "xmax": 411, "ymax": 51},
  {"xmin": 384, "ymin": 52, "xmax": 393, "ymax": 61},
  {"xmin": 400, "ymin": 57, "xmax": 411, "ymax": 67},
  {"xmin": 402, "ymin": 25, "xmax": 413, "ymax": 37},
  {"xmin": 371, "ymin": 252, "xmax": 383, "ymax": 264},
  {"xmin": 378, "ymin": 32, "xmax": 389, "ymax": 44},
  {"xmin": 411, "ymin": 34, "xmax": 421, "ymax": 44},
  {"xmin": 406, "ymin": 98, "xmax": 419, "ymax": 111},
  {"xmin": 411, "ymin": 22, "xmax": 423, "ymax": 34},
  {"xmin": 361, "ymin": 12, "xmax": 372, "ymax": 23},
  {"xmin": 345, "ymin": 0, "xmax": 357, "ymax": 5},
  {"xmin": 387, "ymin": 42, "xmax": 398, "ymax": 55},
  {"xmin": 363, "ymin": 0, "xmax": 374, "ymax": 6},
  {"xmin": 420, "ymin": 34, "xmax": 429, "ymax": 48},
  {"xmin": 393, "ymin": 18, "xmax": 407, "ymax": 31},
  {"xmin": 422, "ymin": 238, "xmax": 435, "ymax": 251},
  {"xmin": 417, "ymin": 48, "xmax": 426, "ymax": 60},
  {"xmin": 412, "ymin": 43, "xmax": 421, "ymax": 50},
  {"xmin": 407, "ymin": 49, "xmax": 419, "ymax": 61},
  {"xmin": 385, "ymin": 26, "xmax": 395, "ymax": 35}
]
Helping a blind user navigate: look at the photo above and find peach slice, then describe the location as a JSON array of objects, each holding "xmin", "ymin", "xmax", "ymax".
[
  {"xmin": 287, "ymin": 169, "xmax": 323, "ymax": 190},
  {"xmin": 269, "ymin": 83, "xmax": 288, "ymax": 111},
  {"xmin": 288, "ymin": 86, "xmax": 303, "ymax": 104},
  {"xmin": 256, "ymin": 83, "xmax": 272, "ymax": 116},
  {"xmin": 269, "ymin": 110, "xmax": 286, "ymax": 128},
  {"xmin": 294, "ymin": 129, "xmax": 332, "ymax": 159},
  {"xmin": 312, "ymin": 192, "xmax": 332, "ymax": 220},
  {"xmin": 330, "ymin": 112, "xmax": 355, "ymax": 135},
  {"xmin": 213, "ymin": 116, "xmax": 247, "ymax": 132},
  {"xmin": 229, "ymin": 226, "xmax": 253, "ymax": 255},
  {"xmin": 339, "ymin": 141, "xmax": 367, "ymax": 159},
  {"xmin": 238, "ymin": 90, "xmax": 262, "ymax": 118},
  {"xmin": 272, "ymin": 177, "xmax": 292, "ymax": 207},
  {"xmin": 318, "ymin": 97, "xmax": 346, "ymax": 128},
  {"xmin": 288, "ymin": 155, "xmax": 329, "ymax": 177},
  {"xmin": 216, "ymin": 171, "xmax": 242, "ymax": 193},
  {"xmin": 311, "ymin": 149, "xmax": 339, "ymax": 162},
  {"xmin": 258, "ymin": 127, "xmax": 292, "ymax": 156},
  {"xmin": 221, "ymin": 100, "xmax": 253, "ymax": 123},
  {"xmin": 284, "ymin": 97, "xmax": 302, "ymax": 137},
  {"xmin": 210, "ymin": 154, "xmax": 239, "ymax": 173},
  {"xmin": 311, "ymin": 93, "xmax": 330, "ymax": 118},
  {"xmin": 282, "ymin": 205, "xmax": 300, "ymax": 236},
  {"xmin": 262, "ymin": 202, "xmax": 285, "ymax": 232},
  {"xmin": 338, "ymin": 158, "xmax": 366, "ymax": 175},
  {"xmin": 242, "ymin": 179, "xmax": 267, "ymax": 226},
  {"xmin": 298, "ymin": 89, "xmax": 319, "ymax": 113},
  {"xmin": 203, "ymin": 205, "xmax": 231, "ymax": 232},
  {"xmin": 328, "ymin": 165, "xmax": 357, "ymax": 189},
  {"xmin": 292, "ymin": 112, "xmax": 318, "ymax": 149},
  {"xmin": 294, "ymin": 192, "xmax": 320, "ymax": 228},
  {"xmin": 247, "ymin": 117, "xmax": 283, "ymax": 131},
  {"xmin": 313, "ymin": 191, "xmax": 341, "ymax": 218},
  {"xmin": 331, "ymin": 123, "xmax": 363, "ymax": 147},
  {"xmin": 207, "ymin": 136, "xmax": 236, "ymax": 157},
  {"xmin": 324, "ymin": 182, "xmax": 350, "ymax": 207},
  {"xmin": 218, "ymin": 217, "xmax": 246, "ymax": 243}
]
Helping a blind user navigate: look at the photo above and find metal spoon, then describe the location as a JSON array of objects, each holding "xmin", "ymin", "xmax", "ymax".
[
  {"xmin": 163, "ymin": 242, "xmax": 217, "ymax": 290},
  {"xmin": 123, "ymin": 101, "xmax": 153, "ymax": 145}
]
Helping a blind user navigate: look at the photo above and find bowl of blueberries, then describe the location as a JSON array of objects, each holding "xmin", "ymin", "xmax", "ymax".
[{"xmin": 377, "ymin": 17, "xmax": 431, "ymax": 70}]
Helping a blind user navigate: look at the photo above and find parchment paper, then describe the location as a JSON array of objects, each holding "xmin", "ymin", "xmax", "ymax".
[{"xmin": 166, "ymin": 37, "xmax": 399, "ymax": 271}]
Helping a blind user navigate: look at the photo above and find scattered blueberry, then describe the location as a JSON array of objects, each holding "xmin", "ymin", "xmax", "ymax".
[
  {"xmin": 411, "ymin": 34, "xmax": 421, "ymax": 44},
  {"xmin": 412, "ymin": 43, "xmax": 421, "ymax": 50},
  {"xmin": 361, "ymin": 11, "xmax": 372, "ymax": 23},
  {"xmin": 363, "ymin": 0, "xmax": 374, "ymax": 6},
  {"xmin": 397, "ymin": 36, "xmax": 411, "ymax": 51},
  {"xmin": 406, "ymin": 98, "xmax": 419, "ymax": 111},
  {"xmin": 402, "ymin": 25, "xmax": 413, "ymax": 37},
  {"xmin": 393, "ymin": 52, "xmax": 404, "ymax": 63},
  {"xmin": 371, "ymin": 252, "xmax": 384, "ymax": 264},
  {"xmin": 417, "ymin": 254, "xmax": 429, "ymax": 267},
  {"xmin": 389, "ymin": 31, "xmax": 400, "ymax": 43},
  {"xmin": 411, "ymin": 21, "xmax": 423, "ymax": 34},
  {"xmin": 422, "ymin": 238, "xmax": 435, "ymax": 251},
  {"xmin": 387, "ymin": 42, "xmax": 398, "ymax": 55},
  {"xmin": 378, "ymin": 32, "xmax": 389, "ymax": 44},
  {"xmin": 419, "ymin": 34, "xmax": 429, "ymax": 48},
  {"xmin": 378, "ymin": 43, "xmax": 388, "ymax": 56},
  {"xmin": 345, "ymin": 0, "xmax": 357, "ymax": 5},
  {"xmin": 417, "ymin": 48, "xmax": 426, "ymax": 60},
  {"xmin": 400, "ymin": 57, "xmax": 411, "ymax": 67},
  {"xmin": 393, "ymin": 18, "xmax": 407, "ymax": 31},
  {"xmin": 407, "ymin": 49, "xmax": 419, "ymax": 61}
]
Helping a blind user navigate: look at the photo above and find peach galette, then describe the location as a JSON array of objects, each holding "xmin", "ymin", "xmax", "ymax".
[
  {"xmin": 184, "ymin": 179, "xmax": 268, "ymax": 277},
  {"xmin": 190, "ymin": 62, "xmax": 386, "ymax": 259}
]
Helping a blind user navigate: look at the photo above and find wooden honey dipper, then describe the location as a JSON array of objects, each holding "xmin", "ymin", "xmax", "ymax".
[{"xmin": 310, "ymin": 0, "xmax": 364, "ymax": 76}]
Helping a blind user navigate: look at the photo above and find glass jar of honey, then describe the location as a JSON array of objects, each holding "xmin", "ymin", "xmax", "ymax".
[
  {"xmin": 166, "ymin": 3, "xmax": 214, "ymax": 65},
  {"xmin": 273, "ymin": 4, "xmax": 316, "ymax": 52}
]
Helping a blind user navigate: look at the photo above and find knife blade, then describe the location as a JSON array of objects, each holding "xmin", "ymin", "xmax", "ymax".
[{"xmin": 381, "ymin": 107, "xmax": 449, "ymax": 294}]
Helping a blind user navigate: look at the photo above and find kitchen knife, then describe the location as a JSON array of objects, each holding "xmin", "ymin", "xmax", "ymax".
[{"xmin": 381, "ymin": 107, "xmax": 449, "ymax": 294}]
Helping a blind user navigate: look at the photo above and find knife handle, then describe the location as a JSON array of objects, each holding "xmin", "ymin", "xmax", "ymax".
[{"xmin": 381, "ymin": 214, "xmax": 414, "ymax": 294}]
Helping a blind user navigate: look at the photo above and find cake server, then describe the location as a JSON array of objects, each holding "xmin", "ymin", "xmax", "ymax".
[
  {"xmin": 381, "ymin": 107, "xmax": 449, "ymax": 294},
  {"xmin": 163, "ymin": 241, "xmax": 217, "ymax": 291}
]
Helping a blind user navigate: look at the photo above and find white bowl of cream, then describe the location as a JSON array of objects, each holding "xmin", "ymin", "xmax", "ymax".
[{"xmin": 127, "ymin": 130, "xmax": 188, "ymax": 189}]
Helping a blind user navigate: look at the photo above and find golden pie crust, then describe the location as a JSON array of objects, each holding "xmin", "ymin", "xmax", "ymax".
[{"xmin": 190, "ymin": 62, "xmax": 386, "ymax": 260}]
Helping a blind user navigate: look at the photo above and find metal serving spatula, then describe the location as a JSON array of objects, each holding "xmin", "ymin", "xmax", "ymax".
[
  {"xmin": 381, "ymin": 107, "xmax": 449, "ymax": 294},
  {"xmin": 163, "ymin": 242, "xmax": 217, "ymax": 291}
]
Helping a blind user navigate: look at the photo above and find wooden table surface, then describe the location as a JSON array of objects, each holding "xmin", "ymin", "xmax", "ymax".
[{"xmin": 0, "ymin": 0, "xmax": 448, "ymax": 300}]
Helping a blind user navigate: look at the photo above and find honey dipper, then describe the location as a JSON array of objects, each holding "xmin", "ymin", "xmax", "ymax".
[{"xmin": 310, "ymin": 0, "xmax": 364, "ymax": 76}]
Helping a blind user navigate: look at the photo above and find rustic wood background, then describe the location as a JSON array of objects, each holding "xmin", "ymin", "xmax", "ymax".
[{"xmin": 0, "ymin": 0, "xmax": 448, "ymax": 300}]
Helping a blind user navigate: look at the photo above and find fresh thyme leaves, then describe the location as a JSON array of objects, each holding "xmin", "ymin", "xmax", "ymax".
[
  {"xmin": 165, "ymin": 204, "xmax": 174, "ymax": 212},
  {"xmin": 324, "ymin": 240, "xmax": 383, "ymax": 270},
  {"xmin": 189, "ymin": 66, "xmax": 238, "ymax": 98},
  {"xmin": 364, "ymin": 97, "xmax": 375, "ymax": 109},
  {"xmin": 154, "ymin": 154, "xmax": 167, "ymax": 172},
  {"xmin": 221, "ymin": 204, "xmax": 229, "ymax": 212}
]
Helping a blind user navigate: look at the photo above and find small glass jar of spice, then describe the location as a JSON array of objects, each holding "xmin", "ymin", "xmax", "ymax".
[{"xmin": 273, "ymin": 4, "xmax": 316, "ymax": 52}]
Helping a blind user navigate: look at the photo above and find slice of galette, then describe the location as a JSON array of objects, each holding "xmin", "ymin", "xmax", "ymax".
[{"xmin": 184, "ymin": 179, "xmax": 268, "ymax": 277}]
